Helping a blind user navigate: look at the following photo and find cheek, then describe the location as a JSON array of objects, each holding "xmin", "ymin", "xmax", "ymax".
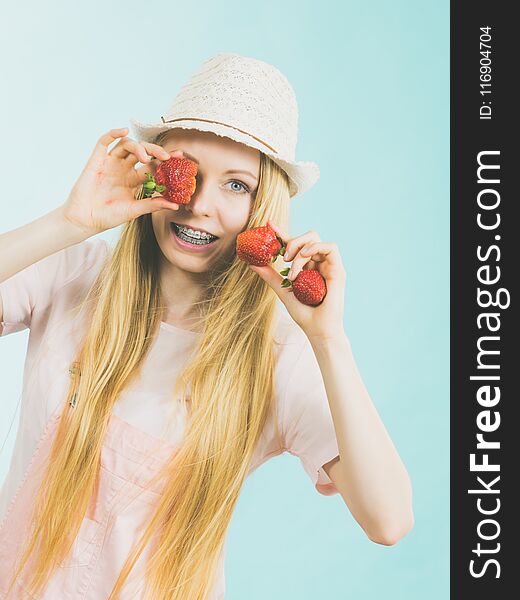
[{"xmin": 221, "ymin": 203, "xmax": 252, "ymax": 236}]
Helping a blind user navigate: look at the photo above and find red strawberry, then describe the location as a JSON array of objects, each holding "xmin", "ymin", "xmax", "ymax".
[
  {"xmin": 236, "ymin": 224, "xmax": 285, "ymax": 266},
  {"xmin": 280, "ymin": 268, "xmax": 327, "ymax": 306},
  {"xmin": 142, "ymin": 156, "xmax": 198, "ymax": 204}
]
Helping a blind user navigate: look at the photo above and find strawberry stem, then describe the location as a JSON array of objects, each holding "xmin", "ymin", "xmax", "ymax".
[
  {"xmin": 279, "ymin": 269, "xmax": 292, "ymax": 288},
  {"xmin": 142, "ymin": 173, "xmax": 166, "ymax": 198}
]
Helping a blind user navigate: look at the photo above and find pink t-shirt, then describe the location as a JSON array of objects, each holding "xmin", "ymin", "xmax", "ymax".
[{"xmin": 0, "ymin": 237, "xmax": 339, "ymax": 592}]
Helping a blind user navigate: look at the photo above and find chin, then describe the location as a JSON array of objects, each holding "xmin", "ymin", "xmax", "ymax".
[{"xmin": 167, "ymin": 251, "xmax": 211, "ymax": 268}]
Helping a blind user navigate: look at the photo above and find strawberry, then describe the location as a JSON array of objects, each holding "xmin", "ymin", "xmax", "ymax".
[
  {"xmin": 236, "ymin": 224, "xmax": 285, "ymax": 266},
  {"xmin": 142, "ymin": 156, "xmax": 198, "ymax": 204},
  {"xmin": 279, "ymin": 268, "xmax": 327, "ymax": 306}
]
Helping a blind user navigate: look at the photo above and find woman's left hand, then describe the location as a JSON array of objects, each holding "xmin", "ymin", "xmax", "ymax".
[{"xmin": 247, "ymin": 220, "xmax": 347, "ymax": 342}]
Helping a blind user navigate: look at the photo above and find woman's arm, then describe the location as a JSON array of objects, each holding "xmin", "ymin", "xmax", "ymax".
[
  {"xmin": 311, "ymin": 331, "xmax": 414, "ymax": 546},
  {"xmin": 247, "ymin": 221, "xmax": 414, "ymax": 545},
  {"xmin": 0, "ymin": 206, "xmax": 89, "ymax": 287},
  {"xmin": 0, "ymin": 207, "xmax": 89, "ymax": 333}
]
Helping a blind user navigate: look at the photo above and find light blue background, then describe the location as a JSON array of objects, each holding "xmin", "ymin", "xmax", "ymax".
[{"xmin": 0, "ymin": 1, "xmax": 448, "ymax": 598}]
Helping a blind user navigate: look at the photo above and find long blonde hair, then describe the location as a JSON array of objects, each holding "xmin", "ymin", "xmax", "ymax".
[{"xmin": 6, "ymin": 136, "xmax": 291, "ymax": 599}]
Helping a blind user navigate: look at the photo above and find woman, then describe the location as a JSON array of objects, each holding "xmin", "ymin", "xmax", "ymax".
[{"xmin": 0, "ymin": 53, "xmax": 413, "ymax": 599}]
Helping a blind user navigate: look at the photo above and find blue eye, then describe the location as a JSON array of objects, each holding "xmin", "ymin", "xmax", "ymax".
[{"xmin": 226, "ymin": 180, "xmax": 250, "ymax": 194}]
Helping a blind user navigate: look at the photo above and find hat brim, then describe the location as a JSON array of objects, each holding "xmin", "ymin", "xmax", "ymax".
[{"xmin": 129, "ymin": 118, "xmax": 320, "ymax": 198}]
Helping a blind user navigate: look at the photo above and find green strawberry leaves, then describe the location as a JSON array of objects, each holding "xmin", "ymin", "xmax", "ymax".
[
  {"xmin": 279, "ymin": 267, "xmax": 292, "ymax": 288},
  {"xmin": 141, "ymin": 172, "xmax": 166, "ymax": 198}
]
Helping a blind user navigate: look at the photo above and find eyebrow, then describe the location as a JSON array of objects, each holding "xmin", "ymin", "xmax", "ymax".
[
  {"xmin": 223, "ymin": 169, "xmax": 258, "ymax": 182},
  {"xmin": 169, "ymin": 150, "xmax": 258, "ymax": 183}
]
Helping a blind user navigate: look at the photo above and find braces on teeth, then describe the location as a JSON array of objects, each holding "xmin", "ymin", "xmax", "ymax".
[{"xmin": 175, "ymin": 224, "xmax": 216, "ymax": 242}]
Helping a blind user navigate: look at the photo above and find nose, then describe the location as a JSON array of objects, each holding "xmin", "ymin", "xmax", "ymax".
[{"xmin": 183, "ymin": 176, "xmax": 213, "ymax": 216}]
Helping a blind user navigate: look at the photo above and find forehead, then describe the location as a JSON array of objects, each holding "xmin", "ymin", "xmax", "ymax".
[{"xmin": 159, "ymin": 129, "xmax": 260, "ymax": 169}]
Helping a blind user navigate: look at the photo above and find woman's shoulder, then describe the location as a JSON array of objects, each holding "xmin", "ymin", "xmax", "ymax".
[
  {"xmin": 33, "ymin": 236, "xmax": 111, "ymax": 290},
  {"xmin": 0, "ymin": 237, "xmax": 111, "ymax": 339}
]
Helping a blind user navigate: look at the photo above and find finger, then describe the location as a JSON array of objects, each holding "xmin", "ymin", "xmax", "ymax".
[
  {"xmin": 132, "ymin": 148, "xmax": 187, "ymax": 195},
  {"xmin": 109, "ymin": 138, "xmax": 150, "ymax": 163},
  {"xmin": 249, "ymin": 262, "xmax": 316, "ymax": 315},
  {"xmin": 165, "ymin": 149, "xmax": 186, "ymax": 160},
  {"xmin": 300, "ymin": 241, "xmax": 343, "ymax": 263},
  {"xmin": 136, "ymin": 192, "xmax": 180, "ymax": 211},
  {"xmin": 148, "ymin": 192, "xmax": 180, "ymax": 210},
  {"xmin": 303, "ymin": 259, "xmax": 319, "ymax": 271},
  {"xmin": 129, "ymin": 196, "xmax": 181, "ymax": 220},
  {"xmin": 267, "ymin": 220, "xmax": 290, "ymax": 244},
  {"xmin": 89, "ymin": 128, "xmax": 129, "ymax": 164},
  {"xmin": 282, "ymin": 230, "xmax": 321, "ymax": 263},
  {"xmin": 248, "ymin": 263, "xmax": 292, "ymax": 304},
  {"xmin": 287, "ymin": 242, "xmax": 335, "ymax": 281},
  {"xmin": 125, "ymin": 141, "xmax": 172, "ymax": 165},
  {"xmin": 301, "ymin": 244, "xmax": 329, "ymax": 262},
  {"xmin": 139, "ymin": 148, "xmax": 186, "ymax": 172}
]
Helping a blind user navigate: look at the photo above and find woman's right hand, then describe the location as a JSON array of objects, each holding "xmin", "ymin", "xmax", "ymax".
[{"xmin": 61, "ymin": 127, "xmax": 182, "ymax": 237}]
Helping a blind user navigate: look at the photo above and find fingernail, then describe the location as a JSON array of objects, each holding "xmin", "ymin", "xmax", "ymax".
[{"xmin": 287, "ymin": 269, "xmax": 293, "ymax": 279}]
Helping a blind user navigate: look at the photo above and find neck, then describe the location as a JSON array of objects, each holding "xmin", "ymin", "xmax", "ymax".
[{"xmin": 159, "ymin": 258, "xmax": 207, "ymax": 331}]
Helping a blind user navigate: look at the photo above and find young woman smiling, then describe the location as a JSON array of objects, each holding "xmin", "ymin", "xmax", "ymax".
[{"xmin": 0, "ymin": 53, "xmax": 413, "ymax": 600}]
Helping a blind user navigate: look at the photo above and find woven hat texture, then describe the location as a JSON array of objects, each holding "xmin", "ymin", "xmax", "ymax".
[{"xmin": 129, "ymin": 52, "xmax": 320, "ymax": 198}]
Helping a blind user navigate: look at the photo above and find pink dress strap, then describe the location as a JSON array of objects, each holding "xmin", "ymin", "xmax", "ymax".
[{"xmin": 0, "ymin": 403, "xmax": 225, "ymax": 599}]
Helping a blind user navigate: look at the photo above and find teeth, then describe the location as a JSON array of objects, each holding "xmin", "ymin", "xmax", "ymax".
[
  {"xmin": 177, "ymin": 225, "xmax": 215, "ymax": 239},
  {"xmin": 172, "ymin": 223, "xmax": 216, "ymax": 245}
]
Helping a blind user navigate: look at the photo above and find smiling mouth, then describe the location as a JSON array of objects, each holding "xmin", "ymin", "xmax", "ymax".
[{"xmin": 170, "ymin": 222, "xmax": 219, "ymax": 245}]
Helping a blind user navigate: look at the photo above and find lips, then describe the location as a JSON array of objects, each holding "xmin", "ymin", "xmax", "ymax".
[{"xmin": 170, "ymin": 222, "xmax": 219, "ymax": 238}]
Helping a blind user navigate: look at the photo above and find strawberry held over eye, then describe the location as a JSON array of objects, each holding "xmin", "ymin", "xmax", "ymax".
[
  {"xmin": 236, "ymin": 224, "xmax": 285, "ymax": 267},
  {"xmin": 280, "ymin": 268, "xmax": 327, "ymax": 306},
  {"xmin": 142, "ymin": 156, "xmax": 198, "ymax": 204}
]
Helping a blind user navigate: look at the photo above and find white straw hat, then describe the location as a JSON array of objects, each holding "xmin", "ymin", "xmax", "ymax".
[{"xmin": 129, "ymin": 52, "xmax": 320, "ymax": 199}]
